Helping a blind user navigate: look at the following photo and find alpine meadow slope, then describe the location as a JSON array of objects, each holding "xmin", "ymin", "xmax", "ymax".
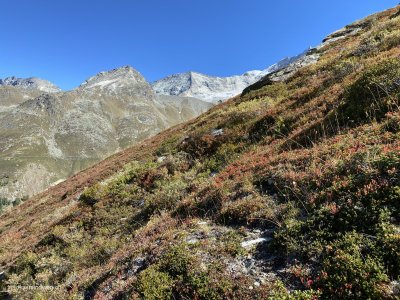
[{"xmin": 1, "ymin": 5, "xmax": 400, "ymax": 299}]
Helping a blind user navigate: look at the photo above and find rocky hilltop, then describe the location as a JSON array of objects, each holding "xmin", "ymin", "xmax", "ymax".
[{"xmin": 0, "ymin": 66, "xmax": 211, "ymax": 205}]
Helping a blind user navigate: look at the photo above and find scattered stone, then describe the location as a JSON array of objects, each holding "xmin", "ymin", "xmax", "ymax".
[
  {"xmin": 211, "ymin": 128, "xmax": 224, "ymax": 136},
  {"xmin": 187, "ymin": 237, "xmax": 199, "ymax": 244},
  {"xmin": 157, "ymin": 156, "xmax": 166, "ymax": 163},
  {"xmin": 241, "ymin": 237, "xmax": 270, "ymax": 248},
  {"xmin": 129, "ymin": 257, "xmax": 146, "ymax": 275},
  {"xmin": 391, "ymin": 280, "xmax": 400, "ymax": 296}
]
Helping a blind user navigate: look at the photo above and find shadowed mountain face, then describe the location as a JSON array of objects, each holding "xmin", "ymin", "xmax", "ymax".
[{"xmin": 0, "ymin": 66, "xmax": 212, "ymax": 203}]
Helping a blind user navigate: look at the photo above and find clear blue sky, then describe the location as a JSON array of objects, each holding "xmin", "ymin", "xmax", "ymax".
[{"xmin": 0, "ymin": 0, "xmax": 398, "ymax": 90}]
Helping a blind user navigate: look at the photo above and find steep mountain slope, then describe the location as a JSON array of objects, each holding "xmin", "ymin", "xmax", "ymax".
[
  {"xmin": 152, "ymin": 51, "xmax": 307, "ymax": 102},
  {"xmin": 0, "ymin": 5, "xmax": 400, "ymax": 299},
  {"xmin": 0, "ymin": 86, "xmax": 44, "ymax": 111},
  {"xmin": 0, "ymin": 66, "xmax": 211, "ymax": 206},
  {"xmin": 0, "ymin": 76, "xmax": 61, "ymax": 93}
]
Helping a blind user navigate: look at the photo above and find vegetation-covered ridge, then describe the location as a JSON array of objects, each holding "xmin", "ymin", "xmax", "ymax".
[{"xmin": 1, "ymin": 5, "xmax": 400, "ymax": 299}]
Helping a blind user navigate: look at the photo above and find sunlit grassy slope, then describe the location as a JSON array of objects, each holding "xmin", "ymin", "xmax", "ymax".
[{"xmin": 0, "ymin": 5, "xmax": 399, "ymax": 300}]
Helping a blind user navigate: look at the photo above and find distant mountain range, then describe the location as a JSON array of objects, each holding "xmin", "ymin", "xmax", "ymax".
[
  {"xmin": 0, "ymin": 48, "xmax": 314, "ymax": 203},
  {"xmin": 0, "ymin": 66, "xmax": 211, "ymax": 203}
]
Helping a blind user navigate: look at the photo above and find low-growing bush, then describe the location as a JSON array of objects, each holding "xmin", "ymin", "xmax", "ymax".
[
  {"xmin": 318, "ymin": 232, "xmax": 389, "ymax": 299},
  {"xmin": 249, "ymin": 114, "xmax": 294, "ymax": 142},
  {"xmin": 137, "ymin": 265, "xmax": 174, "ymax": 300},
  {"xmin": 79, "ymin": 183, "xmax": 105, "ymax": 206},
  {"xmin": 330, "ymin": 58, "xmax": 361, "ymax": 81},
  {"xmin": 179, "ymin": 134, "xmax": 225, "ymax": 159},
  {"xmin": 339, "ymin": 58, "xmax": 400, "ymax": 123},
  {"xmin": 218, "ymin": 196, "xmax": 277, "ymax": 227}
]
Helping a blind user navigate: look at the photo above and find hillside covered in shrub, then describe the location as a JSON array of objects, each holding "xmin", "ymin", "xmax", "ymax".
[{"xmin": 0, "ymin": 5, "xmax": 400, "ymax": 300}]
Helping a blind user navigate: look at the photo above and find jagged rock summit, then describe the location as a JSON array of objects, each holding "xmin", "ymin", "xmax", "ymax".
[{"xmin": 0, "ymin": 76, "xmax": 61, "ymax": 93}]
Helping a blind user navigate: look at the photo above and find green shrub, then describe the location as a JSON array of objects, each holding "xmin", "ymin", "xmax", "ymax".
[
  {"xmin": 381, "ymin": 29, "xmax": 400, "ymax": 50},
  {"xmin": 330, "ymin": 58, "xmax": 361, "ymax": 81},
  {"xmin": 12, "ymin": 198, "xmax": 21, "ymax": 206},
  {"xmin": 218, "ymin": 196, "xmax": 277, "ymax": 227},
  {"xmin": 269, "ymin": 280, "xmax": 320, "ymax": 300},
  {"xmin": 14, "ymin": 252, "xmax": 39, "ymax": 276},
  {"xmin": 220, "ymin": 231, "xmax": 246, "ymax": 257},
  {"xmin": 159, "ymin": 243, "xmax": 191, "ymax": 277},
  {"xmin": 339, "ymin": 58, "xmax": 400, "ymax": 123},
  {"xmin": 179, "ymin": 134, "xmax": 224, "ymax": 159},
  {"xmin": 143, "ymin": 177, "xmax": 188, "ymax": 215},
  {"xmin": 137, "ymin": 265, "xmax": 174, "ymax": 300},
  {"xmin": 250, "ymin": 114, "xmax": 293, "ymax": 142},
  {"xmin": 318, "ymin": 232, "xmax": 389, "ymax": 299},
  {"xmin": 79, "ymin": 183, "xmax": 105, "ymax": 206},
  {"xmin": 185, "ymin": 271, "xmax": 220, "ymax": 300},
  {"xmin": 0, "ymin": 197, "xmax": 11, "ymax": 212},
  {"xmin": 155, "ymin": 136, "xmax": 180, "ymax": 156}
]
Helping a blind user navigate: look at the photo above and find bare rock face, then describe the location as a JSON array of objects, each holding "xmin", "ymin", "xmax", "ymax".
[{"xmin": 0, "ymin": 66, "xmax": 212, "ymax": 205}]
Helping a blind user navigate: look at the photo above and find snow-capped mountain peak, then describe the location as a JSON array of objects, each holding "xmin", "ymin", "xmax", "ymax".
[
  {"xmin": 152, "ymin": 70, "xmax": 266, "ymax": 103},
  {"xmin": 152, "ymin": 51, "xmax": 308, "ymax": 103}
]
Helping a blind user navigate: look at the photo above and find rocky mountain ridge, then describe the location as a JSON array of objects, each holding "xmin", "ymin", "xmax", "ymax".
[
  {"xmin": 0, "ymin": 66, "xmax": 212, "ymax": 205},
  {"xmin": 0, "ymin": 76, "xmax": 61, "ymax": 93}
]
